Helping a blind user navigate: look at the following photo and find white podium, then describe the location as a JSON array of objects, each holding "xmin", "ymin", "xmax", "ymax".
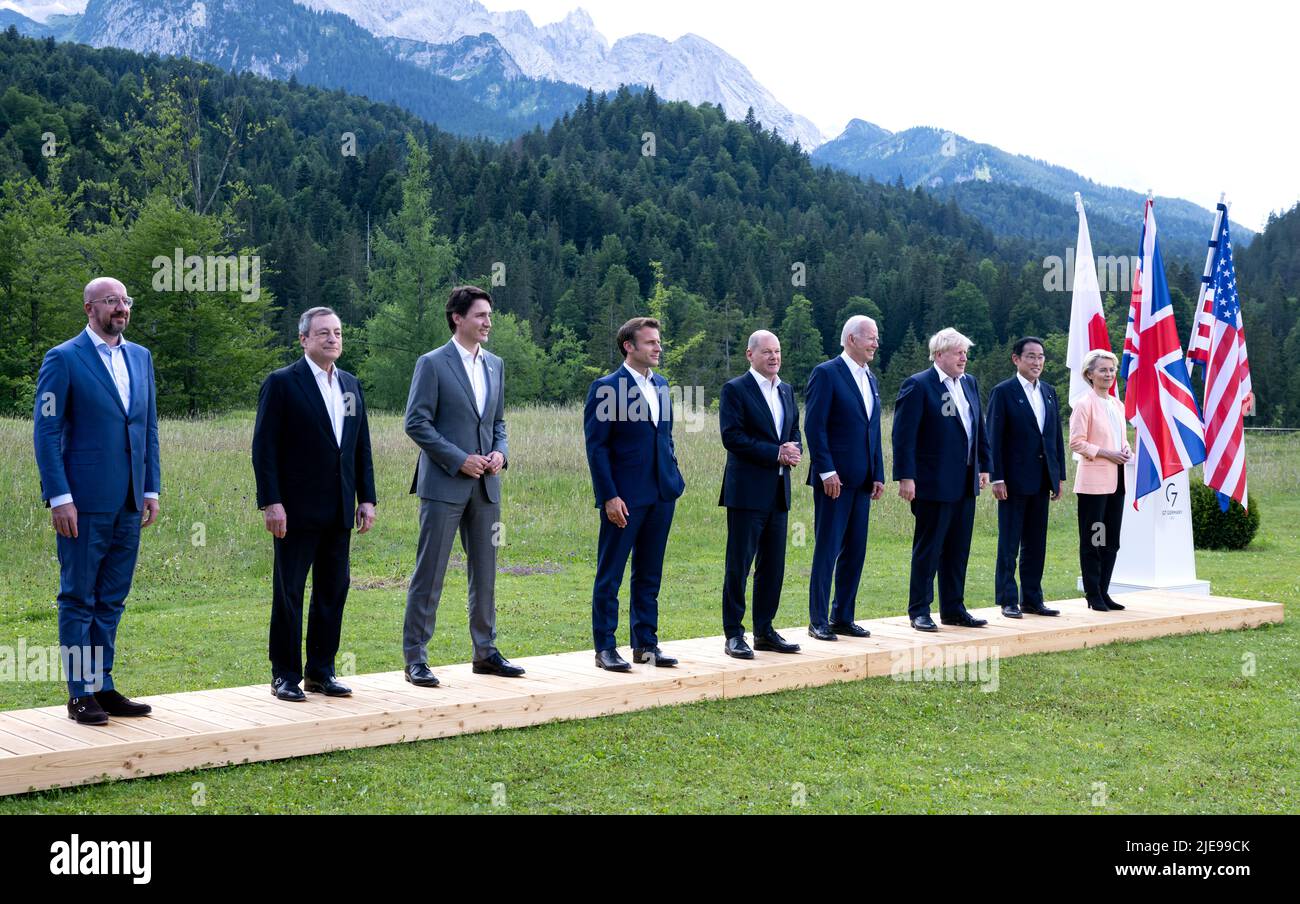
[{"xmin": 1077, "ymin": 463, "xmax": 1211, "ymax": 596}]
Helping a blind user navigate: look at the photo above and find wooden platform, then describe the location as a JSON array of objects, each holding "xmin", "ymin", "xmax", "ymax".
[{"xmin": 0, "ymin": 590, "xmax": 1283, "ymax": 797}]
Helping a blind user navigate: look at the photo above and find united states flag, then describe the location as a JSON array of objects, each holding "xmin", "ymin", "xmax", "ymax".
[
  {"xmin": 1188, "ymin": 208, "xmax": 1251, "ymax": 511},
  {"xmin": 1121, "ymin": 199, "xmax": 1206, "ymax": 507}
]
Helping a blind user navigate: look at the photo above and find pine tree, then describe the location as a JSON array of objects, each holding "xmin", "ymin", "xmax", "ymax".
[{"xmin": 360, "ymin": 134, "xmax": 459, "ymax": 410}]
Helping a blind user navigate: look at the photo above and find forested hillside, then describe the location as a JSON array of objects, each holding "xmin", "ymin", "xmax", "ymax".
[{"xmin": 2, "ymin": 30, "xmax": 1294, "ymax": 423}]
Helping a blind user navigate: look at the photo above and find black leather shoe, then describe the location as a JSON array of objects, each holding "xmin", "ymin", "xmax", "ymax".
[
  {"xmin": 1021, "ymin": 603, "xmax": 1060, "ymax": 616},
  {"xmin": 807, "ymin": 624, "xmax": 838, "ymax": 642},
  {"xmin": 1086, "ymin": 597, "xmax": 1111, "ymax": 611},
  {"xmin": 753, "ymin": 631, "xmax": 801, "ymax": 654},
  {"xmin": 67, "ymin": 695, "xmax": 109, "ymax": 725},
  {"xmin": 911, "ymin": 615, "xmax": 939, "ymax": 632},
  {"xmin": 595, "ymin": 649, "xmax": 632, "ymax": 672},
  {"xmin": 1001, "ymin": 604, "xmax": 1023, "ymax": 619},
  {"xmin": 472, "ymin": 652, "xmax": 526, "ymax": 677},
  {"xmin": 941, "ymin": 613, "xmax": 988, "ymax": 628},
  {"xmin": 404, "ymin": 663, "xmax": 440, "ymax": 687},
  {"xmin": 724, "ymin": 636, "xmax": 754, "ymax": 659},
  {"xmin": 633, "ymin": 646, "xmax": 678, "ymax": 667},
  {"xmin": 94, "ymin": 689, "xmax": 152, "ymax": 717},
  {"xmin": 305, "ymin": 676, "xmax": 353, "ymax": 697},
  {"xmin": 271, "ymin": 677, "xmax": 306, "ymax": 701},
  {"xmin": 830, "ymin": 621, "xmax": 871, "ymax": 638},
  {"xmin": 1103, "ymin": 595, "xmax": 1126, "ymax": 610}
]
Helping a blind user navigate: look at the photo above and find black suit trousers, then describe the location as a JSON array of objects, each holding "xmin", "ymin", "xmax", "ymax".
[
  {"xmin": 722, "ymin": 481, "xmax": 788, "ymax": 638},
  {"xmin": 270, "ymin": 521, "xmax": 352, "ymax": 684},
  {"xmin": 908, "ymin": 470, "xmax": 977, "ymax": 619},
  {"xmin": 995, "ymin": 475, "xmax": 1051, "ymax": 606}
]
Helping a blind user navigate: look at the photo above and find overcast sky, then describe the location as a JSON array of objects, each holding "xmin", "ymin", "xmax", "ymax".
[{"xmin": 7, "ymin": 0, "xmax": 1296, "ymax": 229}]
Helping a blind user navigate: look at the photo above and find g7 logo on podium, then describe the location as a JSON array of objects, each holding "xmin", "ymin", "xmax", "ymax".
[{"xmin": 1165, "ymin": 482, "xmax": 1178, "ymax": 507}]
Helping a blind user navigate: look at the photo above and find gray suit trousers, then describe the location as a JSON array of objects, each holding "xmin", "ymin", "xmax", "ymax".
[{"xmin": 402, "ymin": 484, "xmax": 500, "ymax": 664}]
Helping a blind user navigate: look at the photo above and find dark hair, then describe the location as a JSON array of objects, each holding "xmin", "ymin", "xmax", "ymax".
[
  {"xmin": 616, "ymin": 317, "xmax": 661, "ymax": 359},
  {"xmin": 446, "ymin": 285, "xmax": 493, "ymax": 332},
  {"xmin": 1013, "ymin": 336, "xmax": 1046, "ymax": 357}
]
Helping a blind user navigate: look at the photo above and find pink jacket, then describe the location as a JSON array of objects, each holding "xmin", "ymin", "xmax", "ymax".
[{"xmin": 1069, "ymin": 392, "xmax": 1131, "ymax": 495}]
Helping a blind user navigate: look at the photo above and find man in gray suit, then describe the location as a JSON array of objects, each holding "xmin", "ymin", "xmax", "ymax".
[{"xmin": 401, "ymin": 286, "xmax": 524, "ymax": 686}]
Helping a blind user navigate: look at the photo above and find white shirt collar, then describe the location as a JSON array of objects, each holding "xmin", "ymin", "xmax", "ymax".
[
  {"xmin": 934, "ymin": 363, "xmax": 962, "ymax": 385},
  {"xmin": 749, "ymin": 368, "xmax": 780, "ymax": 391},
  {"xmin": 840, "ymin": 351, "xmax": 870, "ymax": 376},
  {"xmin": 85, "ymin": 325, "xmax": 123, "ymax": 353},
  {"xmin": 1017, "ymin": 372, "xmax": 1039, "ymax": 393},
  {"xmin": 452, "ymin": 336, "xmax": 481, "ymax": 364},
  {"xmin": 623, "ymin": 361, "xmax": 654, "ymax": 383},
  {"xmin": 305, "ymin": 354, "xmax": 336, "ymax": 382}
]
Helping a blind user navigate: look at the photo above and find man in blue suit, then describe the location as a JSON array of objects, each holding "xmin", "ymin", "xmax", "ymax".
[
  {"xmin": 718, "ymin": 330, "xmax": 803, "ymax": 658},
  {"xmin": 893, "ymin": 327, "xmax": 992, "ymax": 632},
  {"xmin": 803, "ymin": 316, "xmax": 886, "ymax": 642},
  {"xmin": 987, "ymin": 337, "xmax": 1066, "ymax": 618},
  {"xmin": 584, "ymin": 317, "xmax": 686, "ymax": 672},
  {"xmin": 33, "ymin": 277, "xmax": 161, "ymax": 725}
]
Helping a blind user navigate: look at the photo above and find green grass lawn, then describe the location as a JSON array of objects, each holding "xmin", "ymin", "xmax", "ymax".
[{"xmin": 1, "ymin": 407, "xmax": 1296, "ymax": 813}]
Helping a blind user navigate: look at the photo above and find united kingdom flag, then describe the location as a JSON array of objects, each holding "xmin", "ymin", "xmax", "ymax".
[{"xmin": 1120, "ymin": 199, "xmax": 1206, "ymax": 507}]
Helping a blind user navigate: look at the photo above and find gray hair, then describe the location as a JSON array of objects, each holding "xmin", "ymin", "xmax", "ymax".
[
  {"xmin": 298, "ymin": 306, "xmax": 338, "ymax": 337},
  {"xmin": 928, "ymin": 327, "xmax": 973, "ymax": 359},
  {"xmin": 747, "ymin": 329, "xmax": 779, "ymax": 352},
  {"xmin": 840, "ymin": 315, "xmax": 878, "ymax": 348}
]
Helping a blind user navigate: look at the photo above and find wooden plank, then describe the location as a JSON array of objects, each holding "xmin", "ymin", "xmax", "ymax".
[{"xmin": 0, "ymin": 593, "xmax": 1282, "ymax": 798}]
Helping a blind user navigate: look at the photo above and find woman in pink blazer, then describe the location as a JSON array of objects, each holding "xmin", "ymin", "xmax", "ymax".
[{"xmin": 1069, "ymin": 351, "xmax": 1133, "ymax": 611}]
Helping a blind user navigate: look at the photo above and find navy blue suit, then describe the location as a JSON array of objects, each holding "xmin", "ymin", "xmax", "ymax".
[
  {"xmin": 718, "ymin": 372, "xmax": 801, "ymax": 638},
  {"xmin": 584, "ymin": 365, "xmax": 685, "ymax": 652},
  {"xmin": 986, "ymin": 376, "xmax": 1066, "ymax": 607},
  {"xmin": 803, "ymin": 357, "xmax": 884, "ymax": 628},
  {"xmin": 34, "ymin": 329, "xmax": 160, "ymax": 697},
  {"xmin": 892, "ymin": 367, "xmax": 992, "ymax": 619}
]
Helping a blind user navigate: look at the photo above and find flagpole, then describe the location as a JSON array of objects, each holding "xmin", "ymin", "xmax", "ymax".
[{"xmin": 1187, "ymin": 193, "xmax": 1228, "ymax": 365}]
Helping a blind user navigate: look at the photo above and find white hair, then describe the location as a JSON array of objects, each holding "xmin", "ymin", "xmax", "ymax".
[
  {"xmin": 840, "ymin": 315, "xmax": 878, "ymax": 348},
  {"xmin": 928, "ymin": 327, "xmax": 973, "ymax": 360}
]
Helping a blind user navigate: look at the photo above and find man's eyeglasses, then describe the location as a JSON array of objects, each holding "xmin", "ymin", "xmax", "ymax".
[{"xmin": 92, "ymin": 295, "xmax": 133, "ymax": 309}]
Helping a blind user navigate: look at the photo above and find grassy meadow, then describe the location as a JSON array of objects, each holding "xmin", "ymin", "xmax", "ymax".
[{"xmin": 0, "ymin": 405, "xmax": 1296, "ymax": 814}]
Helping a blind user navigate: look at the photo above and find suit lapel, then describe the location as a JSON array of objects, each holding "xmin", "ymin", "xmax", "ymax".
[
  {"xmin": 338, "ymin": 370, "xmax": 356, "ymax": 451},
  {"xmin": 294, "ymin": 358, "xmax": 338, "ymax": 448},
  {"xmin": 444, "ymin": 341, "xmax": 481, "ymax": 420},
  {"xmin": 739, "ymin": 373, "xmax": 780, "ymax": 441},
  {"xmin": 832, "ymin": 357, "xmax": 869, "ymax": 422},
  {"xmin": 74, "ymin": 332, "xmax": 127, "ymax": 417}
]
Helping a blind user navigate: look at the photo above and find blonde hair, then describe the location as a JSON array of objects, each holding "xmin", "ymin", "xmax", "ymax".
[
  {"xmin": 1081, "ymin": 349, "xmax": 1119, "ymax": 384},
  {"xmin": 928, "ymin": 327, "xmax": 973, "ymax": 360}
]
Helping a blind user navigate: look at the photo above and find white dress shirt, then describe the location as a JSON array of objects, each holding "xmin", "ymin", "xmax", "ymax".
[
  {"xmin": 993, "ymin": 373, "xmax": 1046, "ymax": 488},
  {"xmin": 819, "ymin": 353, "xmax": 875, "ymax": 482},
  {"xmin": 49, "ymin": 327, "xmax": 158, "ymax": 509},
  {"xmin": 935, "ymin": 363, "xmax": 973, "ymax": 464},
  {"xmin": 749, "ymin": 368, "xmax": 785, "ymax": 472},
  {"xmin": 452, "ymin": 337, "xmax": 488, "ymax": 416},
  {"xmin": 305, "ymin": 354, "xmax": 345, "ymax": 446},
  {"xmin": 623, "ymin": 362, "xmax": 660, "ymax": 424},
  {"xmin": 1018, "ymin": 372, "xmax": 1046, "ymax": 432}
]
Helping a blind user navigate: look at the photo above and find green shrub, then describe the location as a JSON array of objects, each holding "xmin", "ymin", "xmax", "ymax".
[{"xmin": 1190, "ymin": 480, "xmax": 1260, "ymax": 550}]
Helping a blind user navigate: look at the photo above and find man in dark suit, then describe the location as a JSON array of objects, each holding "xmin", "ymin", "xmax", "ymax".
[
  {"xmin": 803, "ymin": 316, "xmax": 886, "ymax": 642},
  {"xmin": 252, "ymin": 307, "xmax": 377, "ymax": 701},
  {"xmin": 893, "ymin": 327, "xmax": 992, "ymax": 632},
  {"xmin": 402, "ymin": 286, "xmax": 522, "ymax": 687},
  {"xmin": 718, "ymin": 330, "xmax": 803, "ymax": 658},
  {"xmin": 34, "ymin": 277, "xmax": 161, "ymax": 725},
  {"xmin": 584, "ymin": 316, "xmax": 686, "ymax": 672},
  {"xmin": 987, "ymin": 337, "xmax": 1066, "ymax": 618}
]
